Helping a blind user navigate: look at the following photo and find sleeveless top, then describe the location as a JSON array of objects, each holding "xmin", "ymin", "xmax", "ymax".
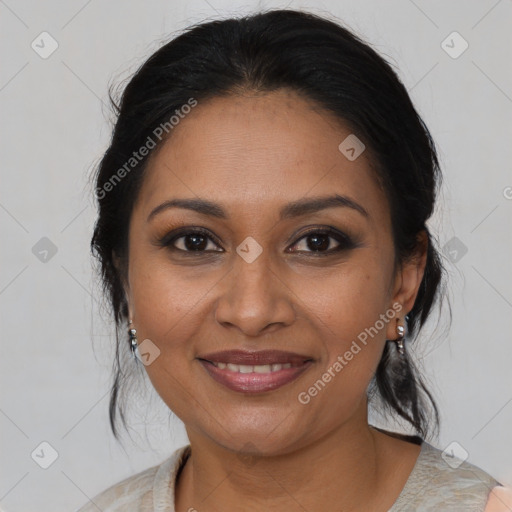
[{"xmin": 77, "ymin": 440, "xmax": 503, "ymax": 511}]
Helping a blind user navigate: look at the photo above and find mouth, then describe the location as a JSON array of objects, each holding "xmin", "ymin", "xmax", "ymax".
[{"xmin": 197, "ymin": 349, "xmax": 314, "ymax": 393}]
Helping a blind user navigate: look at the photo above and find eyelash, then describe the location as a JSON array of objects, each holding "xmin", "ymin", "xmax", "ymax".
[{"xmin": 156, "ymin": 226, "xmax": 358, "ymax": 256}]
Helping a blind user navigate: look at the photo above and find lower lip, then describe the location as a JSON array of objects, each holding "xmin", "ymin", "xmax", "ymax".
[{"xmin": 198, "ymin": 360, "xmax": 313, "ymax": 393}]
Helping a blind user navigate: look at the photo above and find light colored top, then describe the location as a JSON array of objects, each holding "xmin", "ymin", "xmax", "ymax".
[{"xmin": 77, "ymin": 441, "xmax": 506, "ymax": 511}]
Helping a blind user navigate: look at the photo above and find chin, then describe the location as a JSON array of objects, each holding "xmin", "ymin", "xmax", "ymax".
[{"xmin": 210, "ymin": 416, "xmax": 304, "ymax": 456}]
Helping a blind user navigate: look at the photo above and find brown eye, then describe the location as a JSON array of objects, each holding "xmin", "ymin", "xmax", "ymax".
[
  {"xmin": 158, "ymin": 228, "xmax": 223, "ymax": 253},
  {"xmin": 175, "ymin": 232, "xmax": 216, "ymax": 251},
  {"xmin": 288, "ymin": 228, "xmax": 356, "ymax": 254}
]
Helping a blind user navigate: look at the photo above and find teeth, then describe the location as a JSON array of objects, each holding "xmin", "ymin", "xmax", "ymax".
[
  {"xmin": 212, "ymin": 362, "xmax": 293, "ymax": 373},
  {"xmin": 254, "ymin": 364, "xmax": 271, "ymax": 373}
]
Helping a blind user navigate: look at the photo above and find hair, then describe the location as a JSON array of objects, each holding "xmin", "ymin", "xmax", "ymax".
[{"xmin": 90, "ymin": 8, "xmax": 448, "ymax": 441}]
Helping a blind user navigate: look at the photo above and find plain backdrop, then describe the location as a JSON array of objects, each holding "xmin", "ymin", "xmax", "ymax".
[{"xmin": 0, "ymin": 0, "xmax": 511, "ymax": 510}]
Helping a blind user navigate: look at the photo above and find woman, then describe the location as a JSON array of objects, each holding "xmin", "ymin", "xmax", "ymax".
[{"xmin": 79, "ymin": 9, "xmax": 511, "ymax": 511}]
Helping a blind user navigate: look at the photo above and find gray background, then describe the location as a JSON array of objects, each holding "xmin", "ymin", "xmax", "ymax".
[{"xmin": 0, "ymin": 0, "xmax": 511, "ymax": 510}]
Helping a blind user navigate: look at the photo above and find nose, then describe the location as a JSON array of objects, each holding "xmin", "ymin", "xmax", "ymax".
[{"xmin": 214, "ymin": 248, "xmax": 296, "ymax": 337}]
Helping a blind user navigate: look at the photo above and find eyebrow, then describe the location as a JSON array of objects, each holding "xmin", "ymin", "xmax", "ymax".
[{"xmin": 147, "ymin": 194, "xmax": 369, "ymax": 223}]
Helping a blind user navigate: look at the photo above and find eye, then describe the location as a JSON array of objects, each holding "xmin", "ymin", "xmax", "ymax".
[
  {"xmin": 287, "ymin": 228, "xmax": 355, "ymax": 254},
  {"xmin": 156, "ymin": 226, "xmax": 357, "ymax": 255},
  {"xmin": 160, "ymin": 228, "xmax": 223, "ymax": 253}
]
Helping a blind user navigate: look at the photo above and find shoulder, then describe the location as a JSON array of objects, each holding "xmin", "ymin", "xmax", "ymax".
[
  {"xmin": 391, "ymin": 441, "xmax": 501, "ymax": 511},
  {"xmin": 76, "ymin": 463, "xmax": 159, "ymax": 512},
  {"xmin": 76, "ymin": 445, "xmax": 190, "ymax": 512},
  {"xmin": 484, "ymin": 485, "xmax": 512, "ymax": 512}
]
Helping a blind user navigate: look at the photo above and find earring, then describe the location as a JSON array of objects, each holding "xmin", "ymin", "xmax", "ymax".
[
  {"xmin": 395, "ymin": 321, "xmax": 405, "ymax": 356},
  {"xmin": 128, "ymin": 323, "xmax": 138, "ymax": 357}
]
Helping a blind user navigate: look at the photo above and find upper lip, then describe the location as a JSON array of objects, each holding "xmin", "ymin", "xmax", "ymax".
[{"xmin": 197, "ymin": 349, "xmax": 313, "ymax": 366}]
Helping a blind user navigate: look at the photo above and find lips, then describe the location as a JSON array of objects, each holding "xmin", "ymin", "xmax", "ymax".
[{"xmin": 197, "ymin": 350, "xmax": 313, "ymax": 393}]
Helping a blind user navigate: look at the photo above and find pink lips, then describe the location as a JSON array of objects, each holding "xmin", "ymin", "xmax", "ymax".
[{"xmin": 197, "ymin": 349, "xmax": 313, "ymax": 393}]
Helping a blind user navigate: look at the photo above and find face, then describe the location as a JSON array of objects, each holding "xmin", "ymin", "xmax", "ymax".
[{"xmin": 123, "ymin": 89, "xmax": 425, "ymax": 455}]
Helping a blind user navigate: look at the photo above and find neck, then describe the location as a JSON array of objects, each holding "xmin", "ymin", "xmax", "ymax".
[{"xmin": 175, "ymin": 408, "xmax": 409, "ymax": 512}]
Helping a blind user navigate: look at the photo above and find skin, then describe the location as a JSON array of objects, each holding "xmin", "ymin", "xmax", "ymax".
[{"xmin": 121, "ymin": 88, "xmax": 428, "ymax": 511}]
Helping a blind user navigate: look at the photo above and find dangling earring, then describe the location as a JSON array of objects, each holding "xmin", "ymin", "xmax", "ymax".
[
  {"xmin": 395, "ymin": 321, "xmax": 405, "ymax": 356},
  {"xmin": 128, "ymin": 322, "xmax": 138, "ymax": 358}
]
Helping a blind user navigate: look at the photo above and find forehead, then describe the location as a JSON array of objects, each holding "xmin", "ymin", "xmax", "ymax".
[{"xmin": 136, "ymin": 89, "xmax": 389, "ymax": 225}]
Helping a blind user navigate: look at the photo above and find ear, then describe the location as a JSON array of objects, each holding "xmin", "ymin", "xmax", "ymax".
[
  {"xmin": 385, "ymin": 230, "xmax": 428, "ymax": 340},
  {"xmin": 112, "ymin": 250, "xmax": 133, "ymax": 321}
]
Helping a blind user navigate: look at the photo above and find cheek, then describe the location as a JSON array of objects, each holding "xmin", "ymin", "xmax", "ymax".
[
  {"xmin": 129, "ymin": 249, "xmax": 215, "ymax": 338},
  {"xmin": 295, "ymin": 258, "xmax": 391, "ymax": 390},
  {"xmin": 127, "ymin": 258, "xmax": 213, "ymax": 418},
  {"xmin": 301, "ymin": 256, "xmax": 392, "ymax": 338}
]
